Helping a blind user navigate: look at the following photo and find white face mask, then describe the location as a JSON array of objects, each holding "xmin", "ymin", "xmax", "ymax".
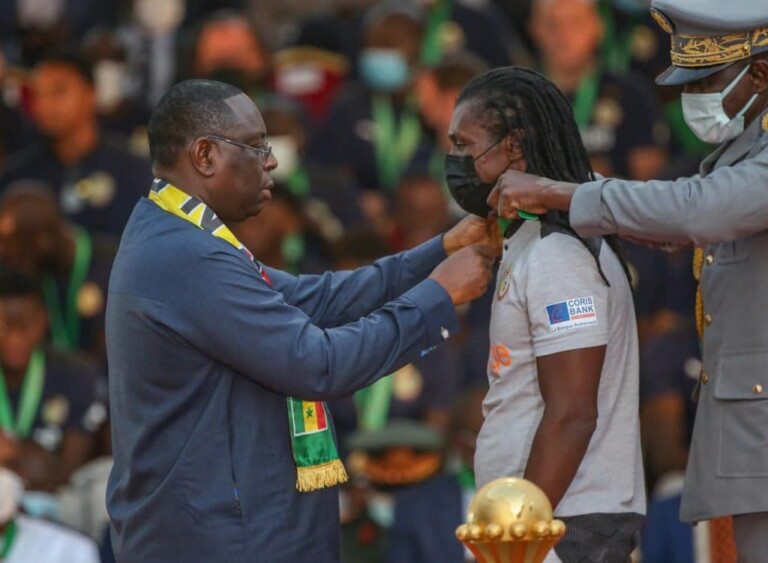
[
  {"xmin": 268, "ymin": 136, "xmax": 300, "ymax": 181},
  {"xmin": 681, "ymin": 64, "xmax": 759, "ymax": 144}
]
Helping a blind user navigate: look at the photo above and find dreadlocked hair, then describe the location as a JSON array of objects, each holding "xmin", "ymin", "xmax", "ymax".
[{"xmin": 457, "ymin": 66, "xmax": 632, "ymax": 287}]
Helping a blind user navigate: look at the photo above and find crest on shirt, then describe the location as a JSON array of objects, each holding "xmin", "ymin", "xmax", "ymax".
[
  {"xmin": 77, "ymin": 282, "xmax": 104, "ymax": 317},
  {"xmin": 545, "ymin": 296, "xmax": 598, "ymax": 333},
  {"xmin": 497, "ymin": 265, "xmax": 512, "ymax": 301}
]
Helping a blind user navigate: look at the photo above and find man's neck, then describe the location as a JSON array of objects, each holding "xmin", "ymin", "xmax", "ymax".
[
  {"xmin": 548, "ymin": 61, "xmax": 597, "ymax": 94},
  {"xmin": 52, "ymin": 122, "xmax": 99, "ymax": 165}
]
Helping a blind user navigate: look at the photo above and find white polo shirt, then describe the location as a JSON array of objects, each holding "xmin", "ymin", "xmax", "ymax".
[{"xmin": 475, "ymin": 221, "xmax": 646, "ymax": 517}]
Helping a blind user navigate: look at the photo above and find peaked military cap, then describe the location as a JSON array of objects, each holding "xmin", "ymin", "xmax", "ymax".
[{"xmin": 651, "ymin": 0, "xmax": 768, "ymax": 85}]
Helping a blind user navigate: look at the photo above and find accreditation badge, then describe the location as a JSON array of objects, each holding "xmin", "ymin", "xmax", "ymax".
[
  {"xmin": 42, "ymin": 396, "xmax": 69, "ymax": 427},
  {"xmin": 393, "ymin": 364, "xmax": 423, "ymax": 402},
  {"xmin": 77, "ymin": 282, "xmax": 104, "ymax": 317}
]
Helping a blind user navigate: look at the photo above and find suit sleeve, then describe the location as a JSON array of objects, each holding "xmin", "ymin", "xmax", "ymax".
[
  {"xmin": 263, "ymin": 235, "xmax": 447, "ymax": 327},
  {"xmin": 168, "ymin": 247, "xmax": 458, "ymax": 400},
  {"xmin": 569, "ymin": 142, "xmax": 768, "ymax": 246}
]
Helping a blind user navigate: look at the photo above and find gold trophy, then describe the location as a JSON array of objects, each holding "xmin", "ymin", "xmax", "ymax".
[{"xmin": 455, "ymin": 477, "xmax": 566, "ymax": 563}]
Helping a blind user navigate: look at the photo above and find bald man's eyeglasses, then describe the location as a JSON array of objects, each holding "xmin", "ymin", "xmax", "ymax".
[{"xmin": 207, "ymin": 135, "xmax": 273, "ymax": 161}]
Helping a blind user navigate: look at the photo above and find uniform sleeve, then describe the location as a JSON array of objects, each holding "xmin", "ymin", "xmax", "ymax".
[
  {"xmin": 168, "ymin": 247, "xmax": 459, "ymax": 401},
  {"xmin": 569, "ymin": 140, "xmax": 768, "ymax": 245},
  {"xmin": 264, "ymin": 236, "xmax": 446, "ymax": 327},
  {"xmin": 519, "ymin": 237, "xmax": 611, "ymax": 358}
]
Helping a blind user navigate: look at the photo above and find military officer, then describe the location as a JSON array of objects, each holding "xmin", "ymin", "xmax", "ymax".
[{"xmin": 489, "ymin": 1, "xmax": 768, "ymax": 559}]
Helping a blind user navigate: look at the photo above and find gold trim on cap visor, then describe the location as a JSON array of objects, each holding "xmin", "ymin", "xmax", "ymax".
[{"xmin": 670, "ymin": 26, "xmax": 768, "ymax": 67}]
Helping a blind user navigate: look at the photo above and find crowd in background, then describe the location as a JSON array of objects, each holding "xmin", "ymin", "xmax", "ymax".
[{"xmin": 0, "ymin": 0, "xmax": 710, "ymax": 561}]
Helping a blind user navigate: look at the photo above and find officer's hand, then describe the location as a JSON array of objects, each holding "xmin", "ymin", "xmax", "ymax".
[
  {"xmin": 443, "ymin": 215, "xmax": 502, "ymax": 256},
  {"xmin": 488, "ymin": 170, "xmax": 576, "ymax": 218},
  {"xmin": 430, "ymin": 244, "xmax": 496, "ymax": 306}
]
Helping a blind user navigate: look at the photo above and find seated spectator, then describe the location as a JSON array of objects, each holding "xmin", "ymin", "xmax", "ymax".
[
  {"xmin": 418, "ymin": 0, "xmax": 526, "ymax": 68},
  {"xmin": 0, "ymin": 184, "xmax": 116, "ymax": 360},
  {"xmin": 0, "ymin": 467, "xmax": 99, "ymax": 562},
  {"xmin": 528, "ymin": 0, "xmax": 667, "ymax": 180},
  {"xmin": 184, "ymin": 10, "xmax": 271, "ymax": 100},
  {"xmin": 0, "ymin": 51, "xmax": 152, "ymax": 237},
  {"xmin": 309, "ymin": 1, "xmax": 432, "ymax": 195},
  {"xmin": 261, "ymin": 98, "xmax": 363, "ymax": 230},
  {"xmin": 0, "ymin": 270, "xmax": 107, "ymax": 495},
  {"xmin": 81, "ymin": 29, "xmax": 151, "ymax": 151},
  {"xmin": 271, "ymin": 18, "xmax": 352, "ymax": 125}
]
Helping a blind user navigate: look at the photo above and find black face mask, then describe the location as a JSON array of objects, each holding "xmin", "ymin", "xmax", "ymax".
[{"xmin": 445, "ymin": 153, "xmax": 495, "ymax": 217}]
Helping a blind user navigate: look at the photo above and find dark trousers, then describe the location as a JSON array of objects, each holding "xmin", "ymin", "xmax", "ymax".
[{"xmin": 554, "ymin": 512, "xmax": 644, "ymax": 562}]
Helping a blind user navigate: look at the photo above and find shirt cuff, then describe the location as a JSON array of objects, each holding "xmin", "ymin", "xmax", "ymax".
[
  {"xmin": 570, "ymin": 180, "xmax": 608, "ymax": 238},
  {"xmin": 402, "ymin": 278, "xmax": 459, "ymax": 351}
]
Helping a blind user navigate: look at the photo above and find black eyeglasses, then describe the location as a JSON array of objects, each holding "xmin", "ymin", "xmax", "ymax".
[{"xmin": 207, "ymin": 135, "xmax": 273, "ymax": 160}]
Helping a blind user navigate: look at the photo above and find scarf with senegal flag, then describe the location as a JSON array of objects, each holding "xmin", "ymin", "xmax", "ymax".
[{"xmin": 149, "ymin": 179, "xmax": 348, "ymax": 492}]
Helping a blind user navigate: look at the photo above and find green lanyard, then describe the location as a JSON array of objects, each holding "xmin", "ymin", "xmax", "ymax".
[
  {"xmin": 371, "ymin": 95, "xmax": 423, "ymax": 191},
  {"xmin": 598, "ymin": 1, "xmax": 634, "ymax": 73},
  {"xmin": 354, "ymin": 375, "xmax": 395, "ymax": 430},
  {"xmin": 42, "ymin": 227, "xmax": 92, "ymax": 351},
  {"xmin": 0, "ymin": 349, "xmax": 45, "ymax": 439},
  {"xmin": 571, "ymin": 70, "xmax": 601, "ymax": 129},
  {"xmin": 286, "ymin": 166, "xmax": 311, "ymax": 200},
  {"xmin": 1, "ymin": 520, "xmax": 17, "ymax": 559},
  {"xmin": 420, "ymin": 0, "xmax": 453, "ymax": 65}
]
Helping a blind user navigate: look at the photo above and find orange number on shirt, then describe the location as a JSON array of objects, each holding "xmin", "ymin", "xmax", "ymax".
[{"xmin": 490, "ymin": 345, "xmax": 512, "ymax": 376}]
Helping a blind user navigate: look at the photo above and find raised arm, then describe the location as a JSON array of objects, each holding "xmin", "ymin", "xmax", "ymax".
[
  {"xmin": 491, "ymin": 143, "xmax": 768, "ymax": 246},
  {"xmin": 170, "ymin": 245, "xmax": 493, "ymax": 400},
  {"xmin": 267, "ymin": 216, "xmax": 498, "ymax": 327}
]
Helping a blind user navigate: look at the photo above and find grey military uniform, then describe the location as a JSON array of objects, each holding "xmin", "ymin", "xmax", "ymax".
[{"xmin": 571, "ymin": 107, "xmax": 768, "ymax": 522}]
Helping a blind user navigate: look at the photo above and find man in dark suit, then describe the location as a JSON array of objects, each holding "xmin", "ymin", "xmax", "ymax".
[{"xmin": 105, "ymin": 79, "xmax": 496, "ymax": 562}]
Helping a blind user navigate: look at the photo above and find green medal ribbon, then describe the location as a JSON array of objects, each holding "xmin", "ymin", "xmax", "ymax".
[
  {"xmin": 148, "ymin": 179, "xmax": 347, "ymax": 492},
  {"xmin": 41, "ymin": 227, "xmax": 92, "ymax": 351},
  {"xmin": 0, "ymin": 349, "xmax": 46, "ymax": 439},
  {"xmin": 420, "ymin": 0, "xmax": 453, "ymax": 66},
  {"xmin": 354, "ymin": 375, "xmax": 395, "ymax": 431},
  {"xmin": 1, "ymin": 520, "xmax": 17, "ymax": 559},
  {"xmin": 371, "ymin": 95, "xmax": 423, "ymax": 191}
]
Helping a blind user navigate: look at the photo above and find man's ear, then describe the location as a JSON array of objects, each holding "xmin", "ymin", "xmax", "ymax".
[
  {"xmin": 750, "ymin": 57, "xmax": 768, "ymax": 94},
  {"xmin": 189, "ymin": 138, "xmax": 217, "ymax": 177},
  {"xmin": 505, "ymin": 131, "xmax": 528, "ymax": 172}
]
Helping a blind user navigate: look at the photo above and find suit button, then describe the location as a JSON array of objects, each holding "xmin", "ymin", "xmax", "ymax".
[
  {"xmin": 704, "ymin": 313, "xmax": 713, "ymax": 326},
  {"xmin": 705, "ymin": 254, "xmax": 714, "ymax": 265},
  {"xmin": 700, "ymin": 371, "xmax": 709, "ymax": 384},
  {"xmin": 753, "ymin": 384, "xmax": 763, "ymax": 395}
]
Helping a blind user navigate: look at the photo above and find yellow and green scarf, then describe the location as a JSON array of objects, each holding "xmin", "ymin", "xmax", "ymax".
[{"xmin": 149, "ymin": 179, "xmax": 347, "ymax": 492}]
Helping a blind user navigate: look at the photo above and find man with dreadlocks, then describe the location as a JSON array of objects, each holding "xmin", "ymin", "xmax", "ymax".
[
  {"xmin": 445, "ymin": 66, "xmax": 645, "ymax": 562},
  {"xmin": 493, "ymin": 1, "xmax": 768, "ymax": 559}
]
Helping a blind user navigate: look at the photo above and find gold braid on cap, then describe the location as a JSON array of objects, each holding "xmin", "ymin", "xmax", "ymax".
[{"xmin": 671, "ymin": 26, "xmax": 768, "ymax": 67}]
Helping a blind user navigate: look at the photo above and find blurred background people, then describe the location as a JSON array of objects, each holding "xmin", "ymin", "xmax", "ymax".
[{"xmin": 0, "ymin": 52, "xmax": 151, "ymax": 236}]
